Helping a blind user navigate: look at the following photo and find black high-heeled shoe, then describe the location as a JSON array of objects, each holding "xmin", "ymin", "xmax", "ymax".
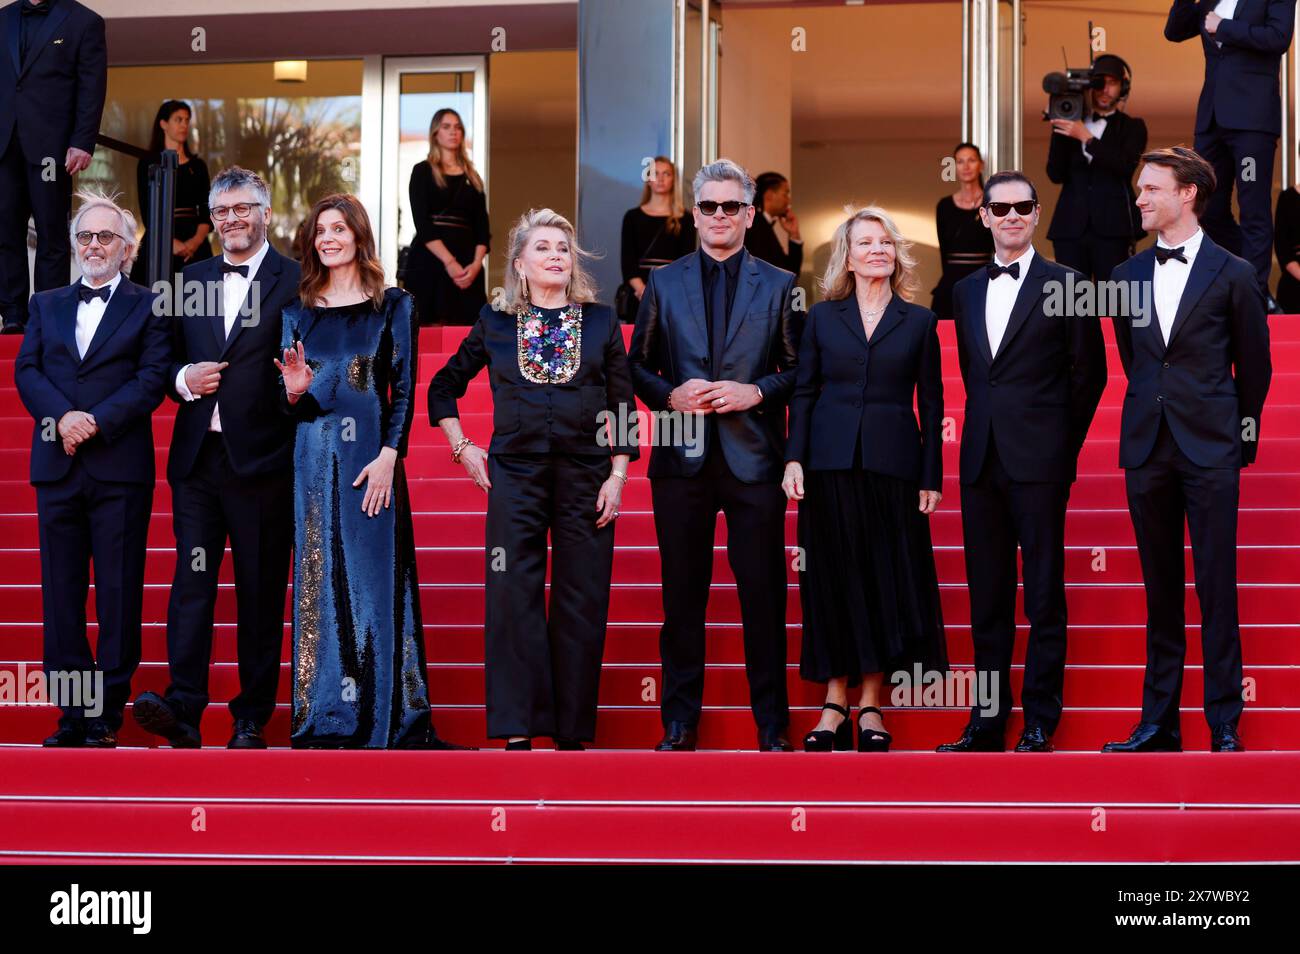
[
  {"xmin": 857, "ymin": 706, "xmax": 892, "ymax": 752},
  {"xmin": 504, "ymin": 738, "xmax": 532, "ymax": 750},
  {"xmin": 802, "ymin": 702, "xmax": 853, "ymax": 752},
  {"xmin": 554, "ymin": 738, "xmax": 585, "ymax": 751}
]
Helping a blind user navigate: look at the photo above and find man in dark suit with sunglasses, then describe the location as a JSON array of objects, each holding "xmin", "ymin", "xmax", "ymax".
[{"xmin": 939, "ymin": 170, "xmax": 1107, "ymax": 753}]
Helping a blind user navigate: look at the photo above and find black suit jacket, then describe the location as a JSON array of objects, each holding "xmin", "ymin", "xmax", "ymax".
[
  {"xmin": 428, "ymin": 302, "xmax": 639, "ymax": 459},
  {"xmin": 629, "ymin": 248, "xmax": 799, "ymax": 483},
  {"xmin": 744, "ymin": 213, "xmax": 803, "ymax": 276},
  {"xmin": 15, "ymin": 278, "xmax": 170, "ymax": 485},
  {"xmin": 0, "ymin": 0, "xmax": 106, "ymax": 161},
  {"xmin": 1110, "ymin": 236, "xmax": 1272, "ymax": 469},
  {"xmin": 166, "ymin": 245, "xmax": 301, "ymax": 483},
  {"xmin": 1166, "ymin": 0, "xmax": 1296, "ymax": 136},
  {"xmin": 952, "ymin": 251, "xmax": 1108, "ymax": 484},
  {"xmin": 1046, "ymin": 110, "xmax": 1148, "ymax": 242},
  {"xmin": 786, "ymin": 295, "xmax": 943, "ymax": 489}
]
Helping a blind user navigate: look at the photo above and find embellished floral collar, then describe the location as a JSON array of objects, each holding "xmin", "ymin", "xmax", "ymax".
[{"xmin": 517, "ymin": 303, "xmax": 582, "ymax": 384}]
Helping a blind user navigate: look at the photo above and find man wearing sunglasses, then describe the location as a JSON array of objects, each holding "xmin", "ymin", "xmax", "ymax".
[
  {"xmin": 15, "ymin": 190, "xmax": 170, "ymax": 746},
  {"xmin": 939, "ymin": 170, "xmax": 1107, "ymax": 753},
  {"xmin": 629, "ymin": 158, "xmax": 800, "ymax": 752}
]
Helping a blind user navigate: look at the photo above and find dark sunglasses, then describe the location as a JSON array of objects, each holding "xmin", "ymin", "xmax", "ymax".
[
  {"xmin": 74, "ymin": 230, "xmax": 122, "ymax": 246},
  {"xmin": 985, "ymin": 200, "xmax": 1038, "ymax": 217},
  {"xmin": 696, "ymin": 200, "xmax": 749, "ymax": 217}
]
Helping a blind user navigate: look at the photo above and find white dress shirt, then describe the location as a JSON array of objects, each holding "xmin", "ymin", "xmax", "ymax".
[
  {"xmin": 175, "ymin": 239, "xmax": 272, "ymax": 432},
  {"xmin": 1213, "ymin": 0, "xmax": 1237, "ymax": 48},
  {"xmin": 985, "ymin": 244, "xmax": 1035, "ymax": 358},
  {"xmin": 1152, "ymin": 227, "xmax": 1204, "ymax": 345},
  {"xmin": 1081, "ymin": 111, "xmax": 1110, "ymax": 163},
  {"xmin": 75, "ymin": 272, "xmax": 122, "ymax": 359}
]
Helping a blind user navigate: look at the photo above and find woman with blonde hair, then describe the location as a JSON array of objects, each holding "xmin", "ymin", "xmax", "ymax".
[
  {"xmin": 428, "ymin": 208, "xmax": 638, "ymax": 750},
  {"xmin": 617, "ymin": 156, "xmax": 696, "ymax": 321},
  {"xmin": 404, "ymin": 108, "xmax": 490, "ymax": 324},
  {"xmin": 782, "ymin": 206, "xmax": 947, "ymax": 752}
]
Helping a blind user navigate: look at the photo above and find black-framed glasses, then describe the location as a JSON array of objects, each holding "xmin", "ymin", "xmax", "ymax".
[
  {"xmin": 74, "ymin": 230, "xmax": 122, "ymax": 247},
  {"xmin": 211, "ymin": 202, "xmax": 262, "ymax": 221},
  {"xmin": 985, "ymin": 200, "xmax": 1038, "ymax": 217},
  {"xmin": 696, "ymin": 200, "xmax": 749, "ymax": 217}
]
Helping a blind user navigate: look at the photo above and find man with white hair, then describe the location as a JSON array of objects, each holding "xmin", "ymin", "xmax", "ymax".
[{"xmin": 14, "ymin": 189, "xmax": 171, "ymax": 746}]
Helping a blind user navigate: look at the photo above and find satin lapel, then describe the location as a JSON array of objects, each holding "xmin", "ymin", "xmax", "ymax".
[
  {"xmin": 79, "ymin": 280, "xmax": 136, "ymax": 368},
  {"xmin": 18, "ymin": 2, "xmax": 71, "ymax": 77},
  {"xmin": 1166, "ymin": 238, "xmax": 1226, "ymax": 350},
  {"xmin": 222, "ymin": 247, "xmax": 281, "ymax": 357},
  {"xmin": 867, "ymin": 294, "xmax": 908, "ymax": 347},
  {"xmin": 55, "ymin": 284, "xmax": 82, "ymax": 363},
  {"xmin": 722, "ymin": 249, "xmax": 760, "ymax": 353},
  {"xmin": 837, "ymin": 297, "xmax": 868, "ymax": 349},
  {"xmin": 1128, "ymin": 249, "xmax": 1164, "ymax": 357},
  {"xmin": 681, "ymin": 252, "xmax": 710, "ymax": 354},
  {"xmin": 964, "ymin": 274, "xmax": 994, "ymax": 367},
  {"xmin": 189, "ymin": 256, "xmax": 227, "ymax": 353},
  {"xmin": 5, "ymin": 6, "xmax": 20, "ymax": 77},
  {"xmin": 992, "ymin": 252, "xmax": 1048, "ymax": 365}
]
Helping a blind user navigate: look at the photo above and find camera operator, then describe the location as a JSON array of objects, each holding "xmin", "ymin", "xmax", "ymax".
[{"xmin": 1046, "ymin": 54, "xmax": 1147, "ymax": 282}]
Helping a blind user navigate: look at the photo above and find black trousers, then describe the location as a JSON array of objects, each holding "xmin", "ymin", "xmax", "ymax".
[
  {"xmin": 1126, "ymin": 418, "xmax": 1243, "ymax": 732},
  {"xmin": 1196, "ymin": 122, "xmax": 1277, "ymax": 295},
  {"xmin": 164, "ymin": 432, "xmax": 292, "ymax": 728},
  {"xmin": 1052, "ymin": 234, "xmax": 1134, "ymax": 284},
  {"xmin": 483, "ymin": 453, "xmax": 615, "ymax": 741},
  {"xmin": 0, "ymin": 139, "xmax": 72, "ymax": 326},
  {"xmin": 36, "ymin": 466, "xmax": 152, "ymax": 729},
  {"xmin": 960, "ymin": 439, "xmax": 1070, "ymax": 733},
  {"xmin": 651, "ymin": 445, "xmax": 790, "ymax": 732}
]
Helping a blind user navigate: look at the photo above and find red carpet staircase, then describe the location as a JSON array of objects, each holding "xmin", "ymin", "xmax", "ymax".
[{"xmin": 1, "ymin": 319, "xmax": 1297, "ymax": 863}]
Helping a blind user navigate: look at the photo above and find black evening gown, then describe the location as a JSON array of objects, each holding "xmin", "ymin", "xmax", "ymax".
[
  {"xmin": 281, "ymin": 287, "xmax": 433, "ymax": 748},
  {"xmin": 129, "ymin": 153, "xmax": 215, "ymax": 285},
  {"xmin": 1275, "ymin": 187, "xmax": 1300, "ymax": 313},
  {"xmin": 930, "ymin": 195, "xmax": 993, "ymax": 320},
  {"xmin": 404, "ymin": 162, "xmax": 490, "ymax": 325}
]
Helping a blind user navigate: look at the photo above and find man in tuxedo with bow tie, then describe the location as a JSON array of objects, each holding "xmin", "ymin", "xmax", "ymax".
[
  {"xmin": 939, "ymin": 170, "xmax": 1107, "ymax": 753},
  {"xmin": 132, "ymin": 166, "xmax": 300, "ymax": 749},
  {"xmin": 0, "ymin": 0, "xmax": 107, "ymax": 335},
  {"xmin": 1104, "ymin": 146, "xmax": 1271, "ymax": 753},
  {"xmin": 14, "ymin": 191, "xmax": 170, "ymax": 746}
]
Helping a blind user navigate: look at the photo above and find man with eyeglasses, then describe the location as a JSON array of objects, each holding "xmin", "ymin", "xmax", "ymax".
[
  {"xmin": 0, "ymin": 0, "xmax": 107, "ymax": 334},
  {"xmin": 629, "ymin": 158, "xmax": 800, "ymax": 752},
  {"xmin": 938, "ymin": 170, "xmax": 1107, "ymax": 754},
  {"xmin": 132, "ymin": 165, "xmax": 300, "ymax": 750},
  {"xmin": 14, "ymin": 190, "xmax": 170, "ymax": 746}
]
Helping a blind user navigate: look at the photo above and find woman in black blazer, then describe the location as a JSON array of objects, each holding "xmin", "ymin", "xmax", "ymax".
[
  {"xmin": 783, "ymin": 207, "xmax": 947, "ymax": 752},
  {"xmin": 428, "ymin": 208, "xmax": 638, "ymax": 750}
]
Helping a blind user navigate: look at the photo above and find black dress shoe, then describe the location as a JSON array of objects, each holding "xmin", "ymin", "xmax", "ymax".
[
  {"xmin": 1210, "ymin": 723, "xmax": 1245, "ymax": 752},
  {"xmin": 1101, "ymin": 722, "xmax": 1181, "ymax": 752},
  {"xmin": 400, "ymin": 730, "xmax": 477, "ymax": 750},
  {"xmin": 504, "ymin": 738, "xmax": 532, "ymax": 750},
  {"xmin": 0, "ymin": 320, "xmax": 25, "ymax": 335},
  {"xmin": 1014, "ymin": 724, "xmax": 1053, "ymax": 752},
  {"xmin": 936, "ymin": 723, "xmax": 1005, "ymax": 752},
  {"xmin": 84, "ymin": 720, "xmax": 117, "ymax": 748},
  {"xmin": 132, "ymin": 692, "xmax": 201, "ymax": 748},
  {"xmin": 553, "ymin": 738, "xmax": 586, "ymax": 751},
  {"xmin": 227, "ymin": 719, "xmax": 267, "ymax": 749},
  {"xmin": 655, "ymin": 721, "xmax": 697, "ymax": 751},
  {"xmin": 757, "ymin": 727, "xmax": 794, "ymax": 752},
  {"xmin": 43, "ymin": 723, "xmax": 86, "ymax": 747},
  {"xmin": 1266, "ymin": 295, "xmax": 1283, "ymax": 315}
]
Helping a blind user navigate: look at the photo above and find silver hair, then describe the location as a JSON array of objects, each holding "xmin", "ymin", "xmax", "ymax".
[
  {"xmin": 691, "ymin": 158, "xmax": 755, "ymax": 205},
  {"xmin": 69, "ymin": 189, "xmax": 139, "ymax": 264},
  {"xmin": 208, "ymin": 165, "xmax": 271, "ymax": 212}
]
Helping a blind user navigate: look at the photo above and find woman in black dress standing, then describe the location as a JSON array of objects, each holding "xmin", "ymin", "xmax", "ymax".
[
  {"xmin": 617, "ymin": 156, "xmax": 696, "ymax": 321},
  {"xmin": 129, "ymin": 100, "xmax": 214, "ymax": 285},
  {"xmin": 783, "ymin": 206, "xmax": 947, "ymax": 752},
  {"xmin": 404, "ymin": 108, "xmax": 490, "ymax": 325},
  {"xmin": 275, "ymin": 193, "xmax": 467, "ymax": 750},
  {"xmin": 1275, "ymin": 172, "xmax": 1300, "ymax": 313},
  {"xmin": 428, "ymin": 208, "xmax": 638, "ymax": 750},
  {"xmin": 930, "ymin": 142, "xmax": 993, "ymax": 320}
]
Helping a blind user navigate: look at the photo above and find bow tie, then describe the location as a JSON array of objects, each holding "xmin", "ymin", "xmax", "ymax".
[
  {"xmin": 1090, "ymin": 112, "xmax": 1109, "ymax": 123},
  {"xmin": 220, "ymin": 262, "xmax": 249, "ymax": 278},
  {"xmin": 1154, "ymin": 245, "xmax": 1188, "ymax": 266},
  {"xmin": 77, "ymin": 284, "xmax": 110, "ymax": 304},
  {"xmin": 987, "ymin": 261, "xmax": 1020, "ymax": 280},
  {"xmin": 21, "ymin": 2, "xmax": 51, "ymax": 16}
]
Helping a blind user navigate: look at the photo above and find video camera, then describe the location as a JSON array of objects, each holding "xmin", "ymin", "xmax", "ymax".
[{"xmin": 1042, "ymin": 21, "xmax": 1131, "ymax": 122}]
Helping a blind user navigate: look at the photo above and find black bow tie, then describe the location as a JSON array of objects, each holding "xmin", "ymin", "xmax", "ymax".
[
  {"xmin": 987, "ymin": 261, "xmax": 1020, "ymax": 280},
  {"xmin": 77, "ymin": 284, "xmax": 110, "ymax": 304},
  {"xmin": 1091, "ymin": 112, "xmax": 1108, "ymax": 123},
  {"xmin": 21, "ymin": 2, "xmax": 51, "ymax": 16},
  {"xmin": 1154, "ymin": 245, "xmax": 1188, "ymax": 266},
  {"xmin": 220, "ymin": 262, "xmax": 249, "ymax": 278}
]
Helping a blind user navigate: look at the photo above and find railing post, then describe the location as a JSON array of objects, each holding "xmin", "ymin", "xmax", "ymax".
[{"xmin": 148, "ymin": 150, "xmax": 178, "ymax": 289}]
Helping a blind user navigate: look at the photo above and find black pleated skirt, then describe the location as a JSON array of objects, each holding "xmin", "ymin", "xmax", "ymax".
[{"xmin": 797, "ymin": 465, "xmax": 948, "ymax": 684}]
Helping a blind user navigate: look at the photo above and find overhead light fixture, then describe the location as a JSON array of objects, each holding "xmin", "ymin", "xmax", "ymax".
[{"xmin": 274, "ymin": 60, "xmax": 308, "ymax": 83}]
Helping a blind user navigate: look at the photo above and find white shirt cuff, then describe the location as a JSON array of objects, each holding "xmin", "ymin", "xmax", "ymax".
[{"xmin": 176, "ymin": 365, "xmax": 197, "ymax": 401}]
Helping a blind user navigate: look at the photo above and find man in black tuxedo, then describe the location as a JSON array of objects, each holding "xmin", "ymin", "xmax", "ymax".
[
  {"xmin": 940, "ymin": 170, "xmax": 1107, "ymax": 753},
  {"xmin": 1046, "ymin": 54, "xmax": 1147, "ymax": 282},
  {"xmin": 744, "ymin": 171, "xmax": 803, "ymax": 277},
  {"xmin": 15, "ymin": 192, "xmax": 170, "ymax": 746},
  {"xmin": 0, "ymin": 0, "xmax": 106, "ymax": 335},
  {"xmin": 132, "ymin": 166, "xmax": 299, "ymax": 749},
  {"xmin": 629, "ymin": 158, "xmax": 800, "ymax": 752},
  {"xmin": 1166, "ymin": 0, "xmax": 1295, "ymax": 307},
  {"xmin": 1104, "ymin": 146, "xmax": 1271, "ymax": 753}
]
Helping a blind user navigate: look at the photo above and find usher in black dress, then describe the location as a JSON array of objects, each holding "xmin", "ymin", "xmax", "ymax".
[
  {"xmin": 404, "ymin": 162, "xmax": 490, "ymax": 325},
  {"xmin": 930, "ymin": 195, "xmax": 993, "ymax": 320},
  {"xmin": 129, "ymin": 152, "xmax": 214, "ymax": 285}
]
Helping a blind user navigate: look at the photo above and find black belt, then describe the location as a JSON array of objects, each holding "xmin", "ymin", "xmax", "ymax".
[{"xmin": 431, "ymin": 215, "xmax": 470, "ymax": 230}]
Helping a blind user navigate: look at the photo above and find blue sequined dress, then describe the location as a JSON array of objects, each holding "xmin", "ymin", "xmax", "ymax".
[{"xmin": 280, "ymin": 287, "xmax": 432, "ymax": 747}]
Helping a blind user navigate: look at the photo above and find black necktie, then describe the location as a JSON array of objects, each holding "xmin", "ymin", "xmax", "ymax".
[
  {"xmin": 78, "ymin": 284, "xmax": 110, "ymax": 304},
  {"xmin": 708, "ymin": 262, "xmax": 728, "ymax": 368},
  {"xmin": 987, "ymin": 261, "xmax": 1020, "ymax": 280},
  {"xmin": 220, "ymin": 262, "xmax": 249, "ymax": 278},
  {"xmin": 1154, "ymin": 245, "xmax": 1187, "ymax": 266}
]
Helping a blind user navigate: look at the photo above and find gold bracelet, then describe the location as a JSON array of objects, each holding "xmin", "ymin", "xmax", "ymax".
[
  {"xmin": 610, "ymin": 470, "xmax": 628, "ymax": 483},
  {"xmin": 451, "ymin": 437, "xmax": 473, "ymax": 462}
]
